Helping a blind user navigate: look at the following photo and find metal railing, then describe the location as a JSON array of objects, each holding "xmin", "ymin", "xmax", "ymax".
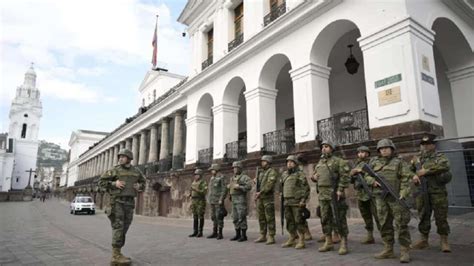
[
  {"xmin": 263, "ymin": 128, "xmax": 295, "ymax": 155},
  {"xmin": 228, "ymin": 33, "xmax": 244, "ymax": 52},
  {"xmin": 264, "ymin": 1, "xmax": 286, "ymax": 27},
  {"xmin": 201, "ymin": 56, "xmax": 213, "ymax": 70},
  {"xmin": 317, "ymin": 108, "xmax": 369, "ymax": 145},
  {"xmin": 198, "ymin": 147, "xmax": 213, "ymax": 165},
  {"xmin": 225, "ymin": 139, "xmax": 247, "ymax": 161}
]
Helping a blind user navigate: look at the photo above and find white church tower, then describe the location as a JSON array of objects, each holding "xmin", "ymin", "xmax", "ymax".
[{"xmin": 8, "ymin": 63, "xmax": 42, "ymax": 190}]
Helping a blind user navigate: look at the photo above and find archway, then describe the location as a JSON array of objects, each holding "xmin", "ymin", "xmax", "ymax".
[{"xmin": 195, "ymin": 93, "xmax": 214, "ymax": 164}]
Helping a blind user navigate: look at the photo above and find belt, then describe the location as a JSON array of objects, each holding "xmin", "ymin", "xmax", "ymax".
[
  {"xmin": 192, "ymin": 196, "xmax": 205, "ymax": 199},
  {"xmin": 116, "ymin": 196, "xmax": 134, "ymax": 201}
]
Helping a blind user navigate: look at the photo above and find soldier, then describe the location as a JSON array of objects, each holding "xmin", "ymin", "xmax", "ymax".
[
  {"xmin": 188, "ymin": 169, "xmax": 207, "ymax": 238},
  {"xmin": 296, "ymin": 154, "xmax": 313, "ymax": 241},
  {"xmin": 411, "ymin": 135, "xmax": 452, "ymax": 252},
  {"xmin": 364, "ymin": 139, "xmax": 413, "ymax": 263},
  {"xmin": 254, "ymin": 155, "xmax": 278, "ymax": 244},
  {"xmin": 207, "ymin": 163, "xmax": 228, "ymax": 240},
  {"xmin": 350, "ymin": 145, "xmax": 380, "ymax": 244},
  {"xmin": 98, "ymin": 149, "xmax": 146, "ymax": 265},
  {"xmin": 311, "ymin": 140, "xmax": 350, "ymax": 255},
  {"xmin": 281, "ymin": 155, "xmax": 310, "ymax": 249},
  {"xmin": 228, "ymin": 161, "xmax": 252, "ymax": 242}
]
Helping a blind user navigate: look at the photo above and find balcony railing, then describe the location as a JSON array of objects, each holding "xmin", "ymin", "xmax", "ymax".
[
  {"xmin": 228, "ymin": 33, "xmax": 244, "ymax": 52},
  {"xmin": 263, "ymin": 128, "xmax": 295, "ymax": 155},
  {"xmin": 316, "ymin": 108, "xmax": 370, "ymax": 145},
  {"xmin": 264, "ymin": 2, "xmax": 287, "ymax": 27},
  {"xmin": 225, "ymin": 139, "xmax": 247, "ymax": 161},
  {"xmin": 198, "ymin": 147, "xmax": 213, "ymax": 165},
  {"xmin": 201, "ymin": 56, "xmax": 213, "ymax": 70}
]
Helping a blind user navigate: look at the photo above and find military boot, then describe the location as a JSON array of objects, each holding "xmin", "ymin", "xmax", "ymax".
[
  {"xmin": 304, "ymin": 227, "xmax": 313, "ymax": 241},
  {"xmin": 281, "ymin": 233, "xmax": 297, "ymax": 248},
  {"xmin": 254, "ymin": 234, "xmax": 267, "ymax": 243},
  {"xmin": 318, "ymin": 235, "xmax": 334, "ymax": 252},
  {"xmin": 338, "ymin": 237, "xmax": 348, "ymax": 255},
  {"xmin": 295, "ymin": 232, "xmax": 306, "ymax": 249},
  {"xmin": 197, "ymin": 218, "xmax": 204, "ymax": 237},
  {"xmin": 266, "ymin": 235, "xmax": 275, "ymax": 245},
  {"xmin": 411, "ymin": 234, "xmax": 429, "ymax": 249},
  {"xmin": 374, "ymin": 242, "xmax": 395, "ymax": 259},
  {"xmin": 400, "ymin": 246, "xmax": 411, "ymax": 263},
  {"xmin": 238, "ymin": 229, "xmax": 248, "ymax": 242},
  {"xmin": 207, "ymin": 226, "xmax": 218, "ymax": 239},
  {"xmin": 111, "ymin": 248, "xmax": 131, "ymax": 265},
  {"xmin": 361, "ymin": 230, "xmax": 375, "ymax": 244},
  {"xmin": 230, "ymin": 229, "xmax": 241, "ymax": 241},
  {"xmin": 189, "ymin": 216, "xmax": 198, "ymax": 237},
  {"xmin": 440, "ymin": 235, "xmax": 451, "ymax": 253},
  {"xmin": 317, "ymin": 234, "xmax": 326, "ymax": 243},
  {"xmin": 216, "ymin": 227, "xmax": 223, "ymax": 240},
  {"xmin": 332, "ymin": 232, "xmax": 341, "ymax": 243}
]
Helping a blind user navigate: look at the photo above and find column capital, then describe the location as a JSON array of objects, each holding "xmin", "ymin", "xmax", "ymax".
[
  {"xmin": 160, "ymin": 116, "xmax": 172, "ymax": 124},
  {"xmin": 185, "ymin": 115, "xmax": 212, "ymax": 126},
  {"xmin": 446, "ymin": 65, "xmax": 474, "ymax": 83},
  {"xmin": 289, "ymin": 63, "xmax": 331, "ymax": 80},
  {"xmin": 174, "ymin": 109, "xmax": 187, "ymax": 117},
  {"xmin": 244, "ymin": 87, "xmax": 278, "ymax": 102},
  {"xmin": 212, "ymin": 103, "xmax": 240, "ymax": 115},
  {"xmin": 358, "ymin": 16, "xmax": 435, "ymax": 52}
]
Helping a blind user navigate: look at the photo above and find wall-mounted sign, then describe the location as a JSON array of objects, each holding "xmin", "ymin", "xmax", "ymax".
[
  {"xmin": 378, "ymin": 86, "xmax": 401, "ymax": 106},
  {"xmin": 421, "ymin": 72, "xmax": 435, "ymax": 85},
  {"xmin": 375, "ymin": 74, "xmax": 402, "ymax": 88},
  {"xmin": 422, "ymin": 55, "xmax": 430, "ymax": 72}
]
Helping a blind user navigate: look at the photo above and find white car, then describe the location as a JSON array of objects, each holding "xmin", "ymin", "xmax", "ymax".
[{"xmin": 70, "ymin": 196, "xmax": 96, "ymax": 215}]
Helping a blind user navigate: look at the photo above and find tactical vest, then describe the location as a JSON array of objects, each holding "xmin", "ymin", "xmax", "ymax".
[
  {"xmin": 191, "ymin": 179, "xmax": 206, "ymax": 198},
  {"xmin": 314, "ymin": 156, "xmax": 338, "ymax": 187},
  {"xmin": 229, "ymin": 174, "xmax": 244, "ymax": 195},
  {"xmin": 371, "ymin": 157, "xmax": 402, "ymax": 196},
  {"xmin": 109, "ymin": 166, "xmax": 142, "ymax": 197},
  {"xmin": 416, "ymin": 153, "xmax": 451, "ymax": 193},
  {"xmin": 208, "ymin": 175, "xmax": 225, "ymax": 204},
  {"xmin": 282, "ymin": 170, "xmax": 304, "ymax": 200}
]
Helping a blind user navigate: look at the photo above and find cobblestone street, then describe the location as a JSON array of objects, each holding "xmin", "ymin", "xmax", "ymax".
[{"xmin": 0, "ymin": 199, "xmax": 473, "ymax": 265}]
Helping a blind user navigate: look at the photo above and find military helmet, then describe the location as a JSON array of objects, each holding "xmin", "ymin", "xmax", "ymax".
[
  {"xmin": 117, "ymin": 149, "xmax": 133, "ymax": 160},
  {"xmin": 286, "ymin": 155, "xmax": 299, "ymax": 164},
  {"xmin": 320, "ymin": 140, "xmax": 336, "ymax": 150},
  {"xmin": 261, "ymin": 155, "xmax": 273, "ymax": 163},
  {"xmin": 232, "ymin": 161, "xmax": 243, "ymax": 169},
  {"xmin": 376, "ymin": 138, "xmax": 396, "ymax": 151},
  {"xmin": 300, "ymin": 207, "xmax": 311, "ymax": 220},
  {"xmin": 357, "ymin": 145, "xmax": 370, "ymax": 155},
  {"xmin": 194, "ymin": 169, "xmax": 203, "ymax": 176},
  {"xmin": 208, "ymin": 163, "xmax": 221, "ymax": 171},
  {"xmin": 420, "ymin": 134, "xmax": 436, "ymax": 145}
]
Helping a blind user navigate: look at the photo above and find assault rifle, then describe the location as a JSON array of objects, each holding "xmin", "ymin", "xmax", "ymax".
[
  {"xmin": 281, "ymin": 179, "xmax": 285, "ymax": 235},
  {"xmin": 414, "ymin": 161, "xmax": 431, "ymax": 219},
  {"xmin": 324, "ymin": 161, "xmax": 342, "ymax": 235},
  {"xmin": 349, "ymin": 162, "xmax": 372, "ymax": 198}
]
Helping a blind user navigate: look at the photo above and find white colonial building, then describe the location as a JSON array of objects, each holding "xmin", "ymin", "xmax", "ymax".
[
  {"xmin": 0, "ymin": 64, "xmax": 43, "ymax": 191},
  {"xmin": 74, "ymin": 0, "xmax": 473, "ymax": 188}
]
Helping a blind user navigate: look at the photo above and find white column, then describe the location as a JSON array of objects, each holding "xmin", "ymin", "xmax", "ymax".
[
  {"xmin": 243, "ymin": 0, "xmax": 265, "ymax": 40},
  {"xmin": 104, "ymin": 150, "xmax": 110, "ymax": 171},
  {"xmin": 212, "ymin": 104, "xmax": 240, "ymax": 159},
  {"xmin": 446, "ymin": 65, "xmax": 474, "ymax": 137},
  {"xmin": 132, "ymin": 135, "xmax": 139, "ymax": 166},
  {"xmin": 244, "ymin": 87, "xmax": 277, "ymax": 153},
  {"xmin": 148, "ymin": 124, "xmax": 159, "ymax": 163},
  {"xmin": 289, "ymin": 63, "xmax": 331, "ymax": 143},
  {"xmin": 359, "ymin": 17, "xmax": 442, "ymax": 132},
  {"xmin": 138, "ymin": 130, "xmax": 148, "ymax": 165},
  {"xmin": 125, "ymin": 138, "xmax": 132, "ymax": 151},
  {"xmin": 185, "ymin": 116, "xmax": 212, "ymax": 165},
  {"xmin": 159, "ymin": 117, "xmax": 171, "ymax": 161}
]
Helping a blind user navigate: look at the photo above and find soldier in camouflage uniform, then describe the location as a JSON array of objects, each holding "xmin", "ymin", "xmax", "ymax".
[
  {"xmin": 350, "ymin": 145, "xmax": 380, "ymax": 244},
  {"xmin": 207, "ymin": 163, "xmax": 228, "ymax": 240},
  {"xmin": 98, "ymin": 149, "xmax": 146, "ymax": 265},
  {"xmin": 297, "ymin": 154, "xmax": 313, "ymax": 241},
  {"xmin": 281, "ymin": 155, "xmax": 310, "ymax": 249},
  {"xmin": 228, "ymin": 161, "xmax": 252, "ymax": 242},
  {"xmin": 364, "ymin": 139, "xmax": 414, "ymax": 263},
  {"xmin": 411, "ymin": 135, "xmax": 452, "ymax": 252},
  {"xmin": 311, "ymin": 140, "xmax": 350, "ymax": 255},
  {"xmin": 188, "ymin": 169, "xmax": 207, "ymax": 238},
  {"xmin": 254, "ymin": 155, "xmax": 279, "ymax": 245}
]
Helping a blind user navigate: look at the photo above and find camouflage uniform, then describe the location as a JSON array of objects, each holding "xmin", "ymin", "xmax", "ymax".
[
  {"xmin": 410, "ymin": 135, "xmax": 452, "ymax": 252},
  {"xmin": 281, "ymin": 155, "xmax": 310, "ymax": 249},
  {"xmin": 98, "ymin": 149, "xmax": 146, "ymax": 264},
  {"xmin": 256, "ymin": 165, "xmax": 278, "ymax": 238},
  {"xmin": 189, "ymin": 169, "xmax": 207, "ymax": 237},
  {"xmin": 207, "ymin": 164, "xmax": 228, "ymax": 239},
  {"xmin": 228, "ymin": 161, "xmax": 252, "ymax": 241}
]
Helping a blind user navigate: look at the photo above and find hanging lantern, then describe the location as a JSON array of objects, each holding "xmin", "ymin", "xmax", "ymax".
[{"xmin": 345, "ymin": 44, "xmax": 360, "ymax": 75}]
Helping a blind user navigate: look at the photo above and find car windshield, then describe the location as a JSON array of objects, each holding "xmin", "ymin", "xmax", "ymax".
[{"xmin": 76, "ymin": 197, "xmax": 92, "ymax": 203}]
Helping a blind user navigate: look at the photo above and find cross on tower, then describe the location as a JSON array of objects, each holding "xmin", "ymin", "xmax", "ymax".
[{"xmin": 26, "ymin": 168, "xmax": 36, "ymax": 187}]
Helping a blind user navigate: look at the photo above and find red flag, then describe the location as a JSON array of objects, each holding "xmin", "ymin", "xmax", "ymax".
[{"xmin": 151, "ymin": 16, "xmax": 158, "ymax": 68}]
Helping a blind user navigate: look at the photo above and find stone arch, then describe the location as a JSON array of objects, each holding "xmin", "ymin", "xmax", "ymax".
[
  {"xmin": 196, "ymin": 93, "xmax": 214, "ymax": 117},
  {"xmin": 259, "ymin": 53, "xmax": 293, "ymax": 90}
]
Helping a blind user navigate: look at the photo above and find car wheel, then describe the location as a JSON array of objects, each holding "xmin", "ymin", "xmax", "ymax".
[
  {"xmin": 73, "ymin": 210, "xmax": 77, "ymax": 215},
  {"xmin": 91, "ymin": 211, "xmax": 95, "ymax": 215},
  {"xmin": 70, "ymin": 210, "xmax": 73, "ymax": 214}
]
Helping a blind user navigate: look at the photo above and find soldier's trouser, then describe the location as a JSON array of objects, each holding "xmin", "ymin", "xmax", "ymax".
[
  {"xmin": 284, "ymin": 201, "xmax": 305, "ymax": 235},
  {"xmin": 232, "ymin": 196, "xmax": 248, "ymax": 230},
  {"xmin": 358, "ymin": 199, "xmax": 380, "ymax": 232},
  {"xmin": 210, "ymin": 204, "xmax": 224, "ymax": 229},
  {"xmin": 107, "ymin": 197, "xmax": 135, "ymax": 248},
  {"xmin": 257, "ymin": 198, "xmax": 276, "ymax": 236},
  {"xmin": 375, "ymin": 196, "xmax": 411, "ymax": 246},
  {"xmin": 191, "ymin": 199, "xmax": 206, "ymax": 220},
  {"xmin": 416, "ymin": 191, "xmax": 450, "ymax": 235},
  {"xmin": 319, "ymin": 199, "xmax": 349, "ymax": 237}
]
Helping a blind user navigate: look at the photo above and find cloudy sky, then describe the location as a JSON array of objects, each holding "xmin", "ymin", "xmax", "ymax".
[{"xmin": 0, "ymin": 0, "xmax": 189, "ymax": 149}]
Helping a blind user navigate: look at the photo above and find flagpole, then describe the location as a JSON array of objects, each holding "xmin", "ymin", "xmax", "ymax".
[{"xmin": 151, "ymin": 14, "xmax": 159, "ymax": 69}]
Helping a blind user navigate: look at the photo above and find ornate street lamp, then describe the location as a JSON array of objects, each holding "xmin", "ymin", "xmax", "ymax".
[{"xmin": 345, "ymin": 44, "xmax": 360, "ymax": 75}]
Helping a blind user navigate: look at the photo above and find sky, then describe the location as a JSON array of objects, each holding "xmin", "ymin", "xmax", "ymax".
[{"xmin": 0, "ymin": 0, "xmax": 190, "ymax": 150}]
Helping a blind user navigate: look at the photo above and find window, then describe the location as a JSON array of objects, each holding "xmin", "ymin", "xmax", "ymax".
[
  {"xmin": 24, "ymin": 114, "xmax": 28, "ymax": 118},
  {"xmin": 270, "ymin": 0, "xmax": 284, "ymax": 10},
  {"xmin": 207, "ymin": 28, "xmax": 213, "ymax": 59},
  {"xmin": 234, "ymin": 3, "xmax": 243, "ymax": 37},
  {"xmin": 21, "ymin": 124, "xmax": 27, "ymax": 139}
]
